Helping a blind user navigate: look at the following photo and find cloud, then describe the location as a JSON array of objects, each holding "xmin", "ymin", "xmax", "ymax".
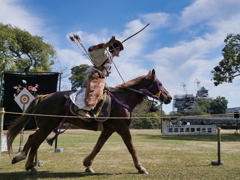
[
  {"xmin": 147, "ymin": 33, "xmax": 222, "ymax": 68},
  {"xmin": 0, "ymin": 0, "xmax": 45, "ymax": 35},
  {"xmin": 67, "ymin": 31, "xmax": 110, "ymax": 48},
  {"xmin": 148, "ymin": 34, "xmax": 224, "ymax": 112},
  {"xmin": 140, "ymin": 12, "xmax": 170, "ymax": 29},
  {"xmin": 119, "ymin": 20, "xmax": 151, "ymax": 58},
  {"xmin": 178, "ymin": 0, "xmax": 240, "ymax": 30},
  {"xmin": 55, "ymin": 48, "xmax": 92, "ymax": 69},
  {"xmin": 209, "ymin": 14, "xmax": 240, "ymax": 34},
  {"xmin": 107, "ymin": 61, "xmax": 149, "ymax": 87}
]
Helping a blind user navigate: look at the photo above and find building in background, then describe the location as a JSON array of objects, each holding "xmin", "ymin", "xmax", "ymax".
[
  {"xmin": 172, "ymin": 86, "xmax": 213, "ymax": 113},
  {"xmin": 226, "ymin": 107, "xmax": 240, "ymax": 114}
]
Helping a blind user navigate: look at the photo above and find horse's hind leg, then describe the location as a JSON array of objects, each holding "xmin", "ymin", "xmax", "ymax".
[
  {"xmin": 24, "ymin": 129, "xmax": 54, "ymax": 175},
  {"xmin": 12, "ymin": 134, "xmax": 34, "ymax": 164},
  {"xmin": 116, "ymin": 127, "xmax": 149, "ymax": 174},
  {"xmin": 83, "ymin": 131, "xmax": 113, "ymax": 173}
]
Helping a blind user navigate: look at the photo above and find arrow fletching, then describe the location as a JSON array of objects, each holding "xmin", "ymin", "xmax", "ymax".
[
  {"xmin": 69, "ymin": 36, "xmax": 75, "ymax": 42},
  {"xmin": 73, "ymin": 34, "xmax": 82, "ymax": 43}
]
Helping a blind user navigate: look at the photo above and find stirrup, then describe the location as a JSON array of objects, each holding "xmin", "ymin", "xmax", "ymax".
[
  {"xmin": 78, "ymin": 110, "xmax": 91, "ymax": 118},
  {"xmin": 89, "ymin": 110, "xmax": 96, "ymax": 118}
]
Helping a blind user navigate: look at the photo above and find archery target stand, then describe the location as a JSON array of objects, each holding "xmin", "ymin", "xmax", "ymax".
[{"xmin": 14, "ymin": 88, "xmax": 35, "ymax": 110}]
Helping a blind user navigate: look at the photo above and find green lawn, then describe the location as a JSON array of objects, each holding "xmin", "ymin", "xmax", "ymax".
[{"xmin": 0, "ymin": 129, "xmax": 240, "ymax": 180}]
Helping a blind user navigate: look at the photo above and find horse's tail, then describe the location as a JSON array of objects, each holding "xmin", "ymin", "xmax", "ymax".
[{"xmin": 7, "ymin": 96, "xmax": 41, "ymax": 155}]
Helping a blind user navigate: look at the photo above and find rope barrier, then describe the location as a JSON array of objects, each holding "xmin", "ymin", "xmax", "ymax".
[
  {"xmin": 0, "ymin": 111, "xmax": 234, "ymax": 136},
  {"xmin": 0, "ymin": 109, "xmax": 238, "ymax": 136},
  {"xmin": 0, "ymin": 110, "xmax": 238, "ymax": 119}
]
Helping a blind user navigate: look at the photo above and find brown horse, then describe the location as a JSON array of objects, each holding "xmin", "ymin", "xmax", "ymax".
[{"xmin": 7, "ymin": 69, "xmax": 172, "ymax": 175}]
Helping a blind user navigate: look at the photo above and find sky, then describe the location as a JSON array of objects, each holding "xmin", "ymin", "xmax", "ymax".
[{"xmin": 1, "ymin": 0, "xmax": 240, "ymax": 114}]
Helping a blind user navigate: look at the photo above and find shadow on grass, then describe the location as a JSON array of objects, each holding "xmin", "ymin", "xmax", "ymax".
[
  {"xmin": 135, "ymin": 133, "xmax": 240, "ymax": 142},
  {"xmin": 0, "ymin": 171, "xmax": 139, "ymax": 180}
]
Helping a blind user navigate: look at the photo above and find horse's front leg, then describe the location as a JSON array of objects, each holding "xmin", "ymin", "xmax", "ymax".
[
  {"xmin": 83, "ymin": 131, "xmax": 113, "ymax": 173},
  {"xmin": 116, "ymin": 127, "xmax": 149, "ymax": 174}
]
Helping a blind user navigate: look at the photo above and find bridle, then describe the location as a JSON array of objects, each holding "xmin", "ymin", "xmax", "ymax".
[
  {"xmin": 131, "ymin": 78, "xmax": 163, "ymax": 112},
  {"xmin": 139, "ymin": 78, "xmax": 162, "ymax": 100}
]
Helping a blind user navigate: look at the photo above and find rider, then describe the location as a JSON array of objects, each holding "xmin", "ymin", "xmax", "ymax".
[{"xmin": 70, "ymin": 36, "xmax": 124, "ymax": 118}]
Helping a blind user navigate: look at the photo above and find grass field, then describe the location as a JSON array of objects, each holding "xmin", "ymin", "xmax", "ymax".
[{"xmin": 0, "ymin": 129, "xmax": 240, "ymax": 180}]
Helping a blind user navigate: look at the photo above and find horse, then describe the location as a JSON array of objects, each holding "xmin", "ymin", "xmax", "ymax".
[{"xmin": 7, "ymin": 69, "xmax": 172, "ymax": 175}]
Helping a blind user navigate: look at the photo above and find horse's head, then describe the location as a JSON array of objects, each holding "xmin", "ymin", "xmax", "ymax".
[
  {"xmin": 143, "ymin": 69, "xmax": 172, "ymax": 104},
  {"xmin": 114, "ymin": 69, "xmax": 172, "ymax": 104}
]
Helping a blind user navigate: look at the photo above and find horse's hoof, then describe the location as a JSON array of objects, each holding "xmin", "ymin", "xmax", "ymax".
[
  {"xmin": 12, "ymin": 154, "xmax": 26, "ymax": 164},
  {"xmin": 85, "ymin": 167, "xmax": 95, "ymax": 173},
  {"xmin": 30, "ymin": 168, "xmax": 39, "ymax": 175},
  {"xmin": 12, "ymin": 157, "xmax": 18, "ymax": 164},
  {"xmin": 138, "ymin": 169, "xmax": 149, "ymax": 174}
]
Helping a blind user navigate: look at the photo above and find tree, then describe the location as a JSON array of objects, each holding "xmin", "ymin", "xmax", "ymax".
[
  {"xmin": 196, "ymin": 100, "xmax": 210, "ymax": 113},
  {"xmin": 0, "ymin": 23, "xmax": 56, "ymax": 72},
  {"xmin": 130, "ymin": 99, "xmax": 163, "ymax": 129},
  {"xmin": 131, "ymin": 112, "xmax": 161, "ymax": 129},
  {"xmin": 209, "ymin": 96, "xmax": 228, "ymax": 114},
  {"xmin": 52, "ymin": 60, "xmax": 71, "ymax": 90},
  {"xmin": 69, "ymin": 64, "xmax": 90, "ymax": 90},
  {"xmin": 133, "ymin": 99, "xmax": 164, "ymax": 116},
  {"xmin": 211, "ymin": 34, "xmax": 240, "ymax": 86},
  {"xmin": 184, "ymin": 107, "xmax": 207, "ymax": 116},
  {"xmin": 169, "ymin": 112, "xmax": 183, "ymax": 119}
]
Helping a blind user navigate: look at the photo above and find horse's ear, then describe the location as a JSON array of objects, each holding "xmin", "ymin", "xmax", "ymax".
[
  {"xmin": 147, "ymin": 70, "xmax": 152, "ymax": 76},
  {"xmin": 147, "ymin": 69, "xmax": 156, "ymax": 77},
  {"xmin": 152, "ymin": 69, "xmax": 155, "ymax": 75}
]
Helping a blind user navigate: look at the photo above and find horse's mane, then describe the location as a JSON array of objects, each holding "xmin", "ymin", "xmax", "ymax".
[{"xmin": 109, "ymin": 75, "xmax": 147, "ymax": 92}]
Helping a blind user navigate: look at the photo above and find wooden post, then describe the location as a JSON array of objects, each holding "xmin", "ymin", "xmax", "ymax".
[
  {"xmin": 18, "ymin": 104, "xmax": 25, "ymax": 152},
  {"xmin": 35, "ymin": 150, "xmax": 38, "ymax": 166},
  {"xmin": 18, "ymin": 128, "xmax": 24, "ymax": 152},
  {"xmin": 160, "ymin": 104, "xmax": 163, "ymax": 134},
  {"xmin": 217, "ymin": 127, "xmax": 221, "ymax": 165},
  {"xmin": 211, "ymin": 127, "xmax": 224, "ymax": 165},
  {"xmin": 0, "ymin": 107, "xmax": 4, "ymax": 157},
  {"xmin": 54, "ymin": 128, "xmax": 58, "ymax": 152}
]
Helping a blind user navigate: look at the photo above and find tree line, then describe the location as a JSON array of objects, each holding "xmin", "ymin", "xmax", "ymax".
[{"xmin": 0, "ymin": 23, "xmax": 56, "ymax": 73}]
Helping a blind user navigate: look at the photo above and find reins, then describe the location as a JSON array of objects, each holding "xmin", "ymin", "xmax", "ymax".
[
  {"xmin": 105, "ymin": 78, "xmax": 163, "ymax": 112},
  {"xmin": 106, "ymin": 89, "xmax": 133, "ymax": 112},
  {"xmin": 128, "ymin": 78, "xmax": 162, "ymax": 100}
]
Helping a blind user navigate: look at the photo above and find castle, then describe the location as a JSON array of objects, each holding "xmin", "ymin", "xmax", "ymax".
[{"xmin": 172, "ymin": 86, "xmax": 213, "ymax": 113}]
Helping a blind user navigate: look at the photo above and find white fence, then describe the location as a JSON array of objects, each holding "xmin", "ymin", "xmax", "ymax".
[{"xmin": 162, "ymin": 125, "xmax": 217, "ymax": 135}]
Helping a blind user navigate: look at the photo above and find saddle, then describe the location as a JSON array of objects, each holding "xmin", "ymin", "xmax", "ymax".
[{"xmin": 67, "ymin": 90, "xmax": 111, "ymax": 122}]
